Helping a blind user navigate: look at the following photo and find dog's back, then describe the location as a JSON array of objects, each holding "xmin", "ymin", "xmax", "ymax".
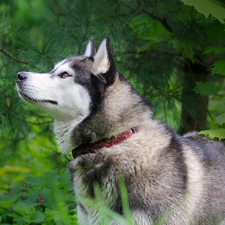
[{"xmin": 182, "ymin": 132, "xmax": 225, "ymax": 223}]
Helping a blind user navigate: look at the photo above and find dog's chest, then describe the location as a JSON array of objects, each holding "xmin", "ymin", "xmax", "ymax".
[{"xmin": 68, "ymin": 155, "xmax": 119, "ymax": 209}]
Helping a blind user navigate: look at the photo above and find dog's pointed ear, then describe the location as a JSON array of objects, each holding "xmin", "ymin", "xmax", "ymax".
[
  {"xmin": 84, "ymin": 38, "xmax": 96, "ymax": 57},
  {"xmin": 92, "ymin": 37, "xmax": 114, "ymax": 75}
]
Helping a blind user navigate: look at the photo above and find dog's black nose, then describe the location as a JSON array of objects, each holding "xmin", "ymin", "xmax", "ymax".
[{"xmin": 17, "ymin": 72, "xmax": 27, "ymax": 82}]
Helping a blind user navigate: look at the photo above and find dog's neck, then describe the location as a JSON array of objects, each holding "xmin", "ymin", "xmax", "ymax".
[
  {"xmin": 54, "ymin": 118, "xmax": 84, "ymax": 155},
  {"xmin": 72, "ymin": 78, "xmax": 153, "ymax": 144},
  {"xmin": 72, "ymin": 126, "xmax": 139, "ymax": 158},
  {"xmin": 54, "ymin": 76, "xmax": 153, "ymax": 155}
]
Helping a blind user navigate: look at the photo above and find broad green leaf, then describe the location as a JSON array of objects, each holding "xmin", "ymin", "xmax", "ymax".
[
  {"xmin": 45, "ymin": 171, "xmax": 59, "ymax": 189},
  {"xmin": 195, "ymin": 81, "xmax": 220, "ymax": 96},
  {"xmin": 25, "ymin": 176, "xmax": 47, "ymax": 187},
  {"xmin": 215, "ymin": 113, "xmax": 225, "ymax": 125},
  {"xmin": 204, "ymin": 46, "xmax": 225, "ymax": 55},
  {"xmin": 13, "ymin": 202, "xmax": 33, "ymax": 215},
  {"xmin": 130, "ymin": 14, "xmax": 170, "ymax": 43},
  {"xmin": 31, "ymin": 211, "xmax": 45, "ymax": 223},
  {"xmin": 0, "ymin": 200, "xmax": 12, "ymax": 209},
  {"xmin": 169, "ymin": 39, "xmax": 195, "ymax": 60},
  {"xmin": 211, "ymin": 60, "xmax": 225, "ymax": 75},
  {"xmin": 181, "ymin": 0, "xmax": 225, "ymax": 23},
  {"xmin": 199, "ymin": 129, "xmax": 225, "ymax": 140}
]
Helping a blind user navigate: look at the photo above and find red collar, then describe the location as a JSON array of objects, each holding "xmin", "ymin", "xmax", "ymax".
[{"xmin": 72, "ymin": 126, "xmax": 139, "ymax": 158}]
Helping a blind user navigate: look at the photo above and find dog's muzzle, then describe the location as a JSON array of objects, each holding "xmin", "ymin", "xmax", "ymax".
[
  {"xmin": 17, "ymin": 72, "xmax": 28, "ymax": 83},
  {"xmin": 16, "ymin": 72, "xmax": 58, "ymax": 105}
]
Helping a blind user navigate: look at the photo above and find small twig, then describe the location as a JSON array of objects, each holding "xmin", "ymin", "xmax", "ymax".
[
  {"xmin": 0, "ymin": 60, "xmax": 14, "ymax": 72},
  {"xmin": 0, "ymin": 47, "xmax": 32, "ymax": 66},
  {"xmin": 77, "ymin": 29, "xmax": 88, "ymax": 55}
]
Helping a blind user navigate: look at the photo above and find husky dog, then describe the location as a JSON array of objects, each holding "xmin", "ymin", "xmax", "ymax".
[{"xmin": 16, "ymin": 37, "xmax": 225, "ymax": 225}]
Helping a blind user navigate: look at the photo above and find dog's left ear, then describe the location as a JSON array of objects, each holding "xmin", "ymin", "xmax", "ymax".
[
  {"xmin": 84, "ymin": 37, "xmax": 96, "ymax": 57},
  {"xmin": 91, "ymin": 37, "xmax": 114, "ymax": 75}
]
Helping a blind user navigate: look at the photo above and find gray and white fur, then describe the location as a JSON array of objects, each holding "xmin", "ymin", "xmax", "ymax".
[{"xmin": 16, "ymin": 37, "xmax": 225, "ymax": 224}]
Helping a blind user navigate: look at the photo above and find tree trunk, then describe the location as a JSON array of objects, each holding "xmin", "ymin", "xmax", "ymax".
[{"xmin": 179, "ymin": 61, "xmax": 209, "ymax": 134}]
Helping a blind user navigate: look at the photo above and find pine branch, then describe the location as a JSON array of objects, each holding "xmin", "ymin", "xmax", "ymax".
[
  {"xmin": 0, "ymin": 47, "xmax": 34, "ymax": 67},
  {"xmin": 0, "ymin": 105, "xmax": 11, "ymax": 115},
  {"xmin": 0, "ymin": 61, "xmax": 14, "ymax": 72}
]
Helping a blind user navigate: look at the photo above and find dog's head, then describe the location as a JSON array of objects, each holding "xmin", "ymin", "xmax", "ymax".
[{"xmin": 16, "ymin": 38, "xmax": 115, "ymax": 120}]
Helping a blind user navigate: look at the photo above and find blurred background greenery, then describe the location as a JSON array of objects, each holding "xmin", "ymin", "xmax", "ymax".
[{"xmin": 0, "ymin": 0, "xmax": 225, "ymax": 224}]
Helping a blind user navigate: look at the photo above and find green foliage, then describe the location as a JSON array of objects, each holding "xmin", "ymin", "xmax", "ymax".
[
  {"xmin": 73, "ymin": 178, "xmax": 133, "ymax": 225},
  {"xmin": 181, "ymin": 0, "xmax": 225, "ymax": 23},
  {"xmin": 200, "ymin": 113, "xmax": 225, "ymax": 140},
  {"xmin": 195, "ymin": 81, "xmax": 221, "ymax": 96},
  {"xmin": 0, "ymin": 170, "xmax": 77, "ymax": 225},
  {"xmin": 215, "ymin": 113, "xmax": 225, "ymax": 125},
  {"xmin": 200, "ymin": 128, "xmax": 225, "ymax": 140},
  {"xmin": 211, "ymin": 60, "xmax": 225, "ymax": 75},
  {"xmin": 130, "ymin": 14, "xmax": 170, "ymax": 43},
  {"xmin": 204, "ymin": 46, "xmax": 225, "ymax": 55},
  {"xmin": 129, "ymin": 0, "xmax": 225, "ymax": 132}
]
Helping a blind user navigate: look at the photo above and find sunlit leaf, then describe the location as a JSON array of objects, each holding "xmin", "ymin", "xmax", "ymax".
[
  {"xmin": 199, "ymin": 129, "xmax": 225, "ymax": 140},
  {"xmin": 181, "ymin": 0, "xmax": 225, "ymax": 23}
]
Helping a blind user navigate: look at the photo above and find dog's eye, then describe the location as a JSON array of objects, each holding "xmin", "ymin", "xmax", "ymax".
[{"xmin": 59, "ymin": 72, "xmax": 70, "ymax": 78}]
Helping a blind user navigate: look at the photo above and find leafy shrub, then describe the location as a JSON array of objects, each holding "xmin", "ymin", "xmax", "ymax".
[
  {"xmin": 200, "ymin": 113, "xmax": 225, "ymax": 141},
  {"xmin": 0, "ymin": 170, "xmax": 77, "ymax": 225},
  {"xmin": 0, "ymin": 171, "xmax": 133, "ymax": 225}
]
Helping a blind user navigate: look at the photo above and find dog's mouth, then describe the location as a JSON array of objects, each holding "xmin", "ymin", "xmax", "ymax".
[{"xmin": 19, "ymin": 92, "xmax": 58, "ymax": 105}]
